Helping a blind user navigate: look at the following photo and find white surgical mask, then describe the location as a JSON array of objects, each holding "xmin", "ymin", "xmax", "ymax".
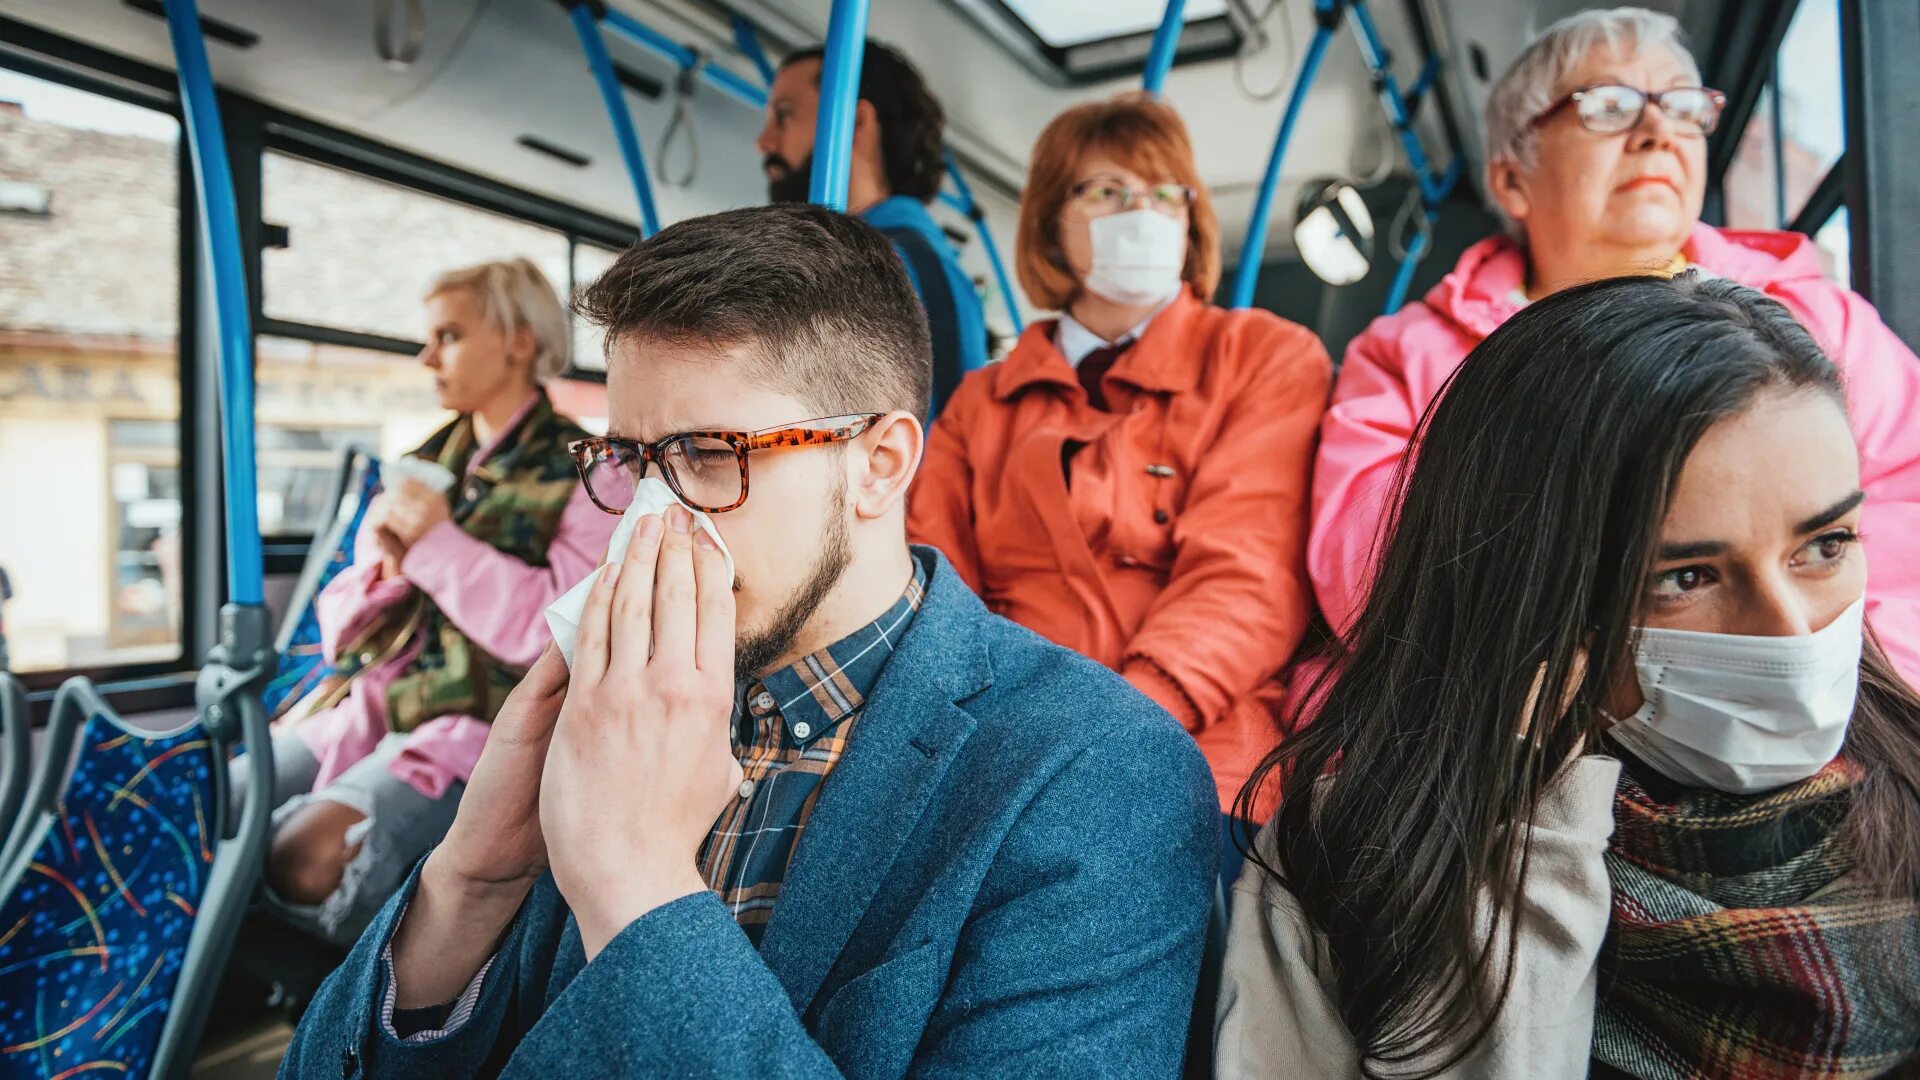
[
  {"xmin": 1605, "ymin": 595, "xmax": 1865, "ymax": 794},
  {"xmin": 1084, "ymin": 209, "xmax": 1186, "ymax": 307}
]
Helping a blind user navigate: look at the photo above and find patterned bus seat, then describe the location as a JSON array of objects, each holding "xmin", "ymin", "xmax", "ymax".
[{"xmin": 0, "ymin": 677, "xmax": 253, "ymax": 1080}]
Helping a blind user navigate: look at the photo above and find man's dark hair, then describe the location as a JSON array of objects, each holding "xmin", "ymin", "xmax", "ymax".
[
  {"xmin": 575, "ymin": 204, "xmax": 932, "ymax": 417},
  {"xmin": 782, "ymin": 41, "xmax": 946, "ymax": 203}
]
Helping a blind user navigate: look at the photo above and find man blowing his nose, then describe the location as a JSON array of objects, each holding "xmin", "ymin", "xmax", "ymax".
[{"xmin": 283, "ymin": 204, "xmax": 1217, "ymax": 1079}]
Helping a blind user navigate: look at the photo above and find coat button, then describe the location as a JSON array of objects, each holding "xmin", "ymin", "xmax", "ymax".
[{"xmin": 1154, "ymin": 509, "xmax": 1170, "ymax": 525}]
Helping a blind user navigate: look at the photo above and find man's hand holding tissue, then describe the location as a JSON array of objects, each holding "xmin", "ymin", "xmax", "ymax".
[
  {"xmin": 391, "ymin": 503, "xmax": 737, "ymax": 1003},
  {"xmin": 540, "ymin": 503, "xmax": 740, "ymax": 958}
]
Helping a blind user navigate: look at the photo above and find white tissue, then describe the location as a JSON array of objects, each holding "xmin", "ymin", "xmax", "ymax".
[
  {"xmin": 386, "ymin": 456, "xmax": 456, "ymax": 494},
  {"xmin": 544, "ymin": 477, "xmax": 734, "ymax": 667}
]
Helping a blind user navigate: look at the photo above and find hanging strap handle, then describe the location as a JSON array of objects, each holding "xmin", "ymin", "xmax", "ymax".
[{"xmin": 656, "ymin": 52, "xmax": 703, "ymax": 188}]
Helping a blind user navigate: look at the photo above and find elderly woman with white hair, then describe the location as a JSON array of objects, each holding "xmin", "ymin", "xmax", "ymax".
[
  {"xmin": 1306, "ymin": 6, "xmax": 1920, "ymax": 682},
  {"xmin": 254, "ymin": 257, "xmax": 617, "ymax": 945}
]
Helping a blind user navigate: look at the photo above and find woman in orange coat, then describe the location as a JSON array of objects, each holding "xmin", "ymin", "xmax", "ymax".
[{"xmin": 909, "ymin": 93, "xmax": 1330, "ymax": 814}]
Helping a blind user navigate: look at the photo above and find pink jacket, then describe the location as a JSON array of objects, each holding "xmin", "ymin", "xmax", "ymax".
[
  {"xmin": 294, "ymin": 405, "xmax": 618, "ymax": 799},
  {"xmin": 1309, "ymin": 223, "xmax": 1920, "ymax": 682}
]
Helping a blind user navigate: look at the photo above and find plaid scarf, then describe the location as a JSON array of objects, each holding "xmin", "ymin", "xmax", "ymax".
[{"xmin": 1592, "ymin": 757, "xmax": 1920, "ymax": 1079}]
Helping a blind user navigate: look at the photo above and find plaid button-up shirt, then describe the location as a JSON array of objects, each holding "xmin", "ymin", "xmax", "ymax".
[{"xmin": 701, "ymin": 557, "xmax": 928, "ymax": 945}]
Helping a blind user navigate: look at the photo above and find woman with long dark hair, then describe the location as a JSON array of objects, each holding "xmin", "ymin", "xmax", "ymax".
[{"xmin": 1217, "ymin": 274, "xmax": 1920, "ymax": 1078}]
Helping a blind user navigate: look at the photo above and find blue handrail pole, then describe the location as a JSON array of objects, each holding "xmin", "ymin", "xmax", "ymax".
[
  {"xmin": 942, "ymin": 150, "xmax": 1025, "ymax": 334},
  {"xmin": 1142, "ymin": 0, "xmax": 1188, "ymax": 95},
  {"xmin": 1346, "ymin": 0, "xmax": 1463, "ymax": 312},
  {"xmin": 163, "ymin": 0, "xmax": 262, "ymax": 606},
  {"xmin": 1348, "ymin": 0, "xmax": 1452, "ymax": 206},
  {"xmin": 733, "ymin": 14, "xmax": 778, "ymax": 88},
  {"xmin": 603, "ymin": 8, "xmax": 698, "ymax": 67},
  {"xmin": 1228, "ymin": 2, "xmax": 1340, "ymax": 309},
  {"xmin": 1384, "ymin": 215, "xmax": 1432, "ymax": 315},
  {"xmin": 601, "ymin": 9, "xmax": 771, "ymax": 109},
  {"xmin": 571, "ymin": 4, "xmax": 661, "ymax": 236},
  {"xmin": 973, "ymin": 222, "xmax": 1025, "ymax": 337},
  {"xmin": 809, "ymin": 0, "xmax": 870, "ymax": 209}
]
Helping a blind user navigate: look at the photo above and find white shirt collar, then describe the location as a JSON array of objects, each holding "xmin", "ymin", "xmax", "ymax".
[{"xmin": 1056, "ymin": 300, "xmax": 1171, "ymax": 368}]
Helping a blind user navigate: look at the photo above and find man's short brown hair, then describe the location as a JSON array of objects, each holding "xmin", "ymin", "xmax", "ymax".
[{"xmin": 577, "ymin": 205, "xmax": 933, "ymax": 416}]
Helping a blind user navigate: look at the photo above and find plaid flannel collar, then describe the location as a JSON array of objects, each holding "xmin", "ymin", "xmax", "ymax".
[{"xmin": 736, "ymin": 555, "xmax": 929, "ymax": 749}]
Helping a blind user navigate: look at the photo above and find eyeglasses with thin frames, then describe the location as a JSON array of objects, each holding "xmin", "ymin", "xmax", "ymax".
[
  {"xmin": 1529, "ymin": 83, "xmax": 1727, "ymax": 136},
  {"xmin": 568, "ymin": 413, "xmax": 883, "ymax": 515},
  {"xmin": 1065, "ymin": 175, "xmax": 1196, "ymax": 219}
]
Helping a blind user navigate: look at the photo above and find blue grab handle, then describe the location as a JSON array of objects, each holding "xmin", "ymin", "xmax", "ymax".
[
  {"xmin": 942, "ymin": 150, "xmax": 1025, "ymax": 336},
  {"xmin": 809, "ymin": 0, "xmax": 871, "ymax": 210},
  {"xmin": 1228, "ymin": 16, "xmax": 1338, "ymax": 309},
  {"xmin": 1143, "ymin": 0, "xmax": 1188, "ymax": 95},
  {"xmin": 572, "ymin": 5, "xmax": 661, "ymax": 237}
]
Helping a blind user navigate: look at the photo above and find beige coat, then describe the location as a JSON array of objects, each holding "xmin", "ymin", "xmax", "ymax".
[{"xmin": 1214, "ymin": 756, "xmax": 1622, "ymax": 1079}]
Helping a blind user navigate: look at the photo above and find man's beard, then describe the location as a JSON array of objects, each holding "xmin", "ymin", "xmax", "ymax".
[
  {"xmin": 733, "ymin": 470, "xmax": 852, "ymax": 686},
  {"xmin": 765, "ymin": 152, "xmax": 814, "ymax": 204}
]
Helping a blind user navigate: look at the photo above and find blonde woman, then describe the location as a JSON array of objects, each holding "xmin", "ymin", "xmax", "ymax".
[{"xmin": 256, "ymin": 258, "xmax": 617, "ymax": 944}]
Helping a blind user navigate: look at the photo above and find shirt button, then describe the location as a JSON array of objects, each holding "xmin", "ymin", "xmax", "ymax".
[
  {"xmin": 753, "ymin": 692, "xmax": 775, "ymax": 711},
  {"xmin": 792, "ymin": 721, "xmax": 812, "ymax": 740},
  {"xmin": 1154, "ymin": 509, "xmax": 1171, "ymax": 525},
  {"xmin": 738, "ymin": 779, "xmax": 755, "ymax": 799}
]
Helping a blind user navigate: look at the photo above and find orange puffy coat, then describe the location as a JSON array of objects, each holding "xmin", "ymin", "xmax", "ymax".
[{"xmin": 908, "ymin": 291, "xmax": 1331, "ymax": 810}]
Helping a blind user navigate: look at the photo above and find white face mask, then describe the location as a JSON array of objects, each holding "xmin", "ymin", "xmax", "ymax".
[
  {"xmin": 1084, "ymin": 209, "xmax": 1186, "ymax": 307},
  {"xmin": 1606, "ymin": 595, "xmax": 1865, "ymax": 794}
]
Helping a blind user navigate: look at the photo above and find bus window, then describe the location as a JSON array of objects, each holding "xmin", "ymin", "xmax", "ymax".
[
  {"xmin": 1721, "ymin": 0, "xmax": 1843, "ymax": 255},
  {"xmin": 570, "ymin": 241, "xmax": 620, "ymax": 374},
  {"xmin": 254, "ymin": 335, "xmax": 443, "ymax": 536},
  {"xmin": 1776, "ymin": 0, "xmax": 1843, "ymax": 222},
  {"xmin": 257, "ymin": 152, "xmax": 597, "ymax": 535},
  {"xmin": 261, "ymin": 151, "xmax": 572, "ymax": 343},
  {"xmin": 0, "ymin": 68, "xmax": 183, "ymax": 675}
]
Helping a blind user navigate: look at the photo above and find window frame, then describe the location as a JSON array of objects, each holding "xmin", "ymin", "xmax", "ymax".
[
  {"xmin": 1705, "ymin": 0, "xmax": 1863, "ymax": 292},
  {"xmin": 0, "ymin": 20, "xmax": 201, "ymax": 700},
  {"xmin": 0, "ymin": 15, "xmax": 637, "ymax": 703}
]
